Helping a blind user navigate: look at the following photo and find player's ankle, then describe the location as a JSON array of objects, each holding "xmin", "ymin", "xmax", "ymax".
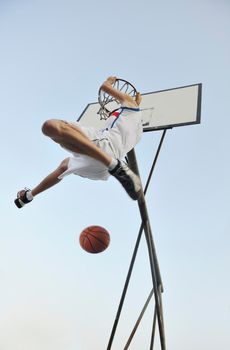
[
  {"xmin": 14, "ymin": 188, "xmax": 33, "ymax": 208},
  {"xmin": 26, "ymin": 190, "xmax": 33, "ymax": 201}
]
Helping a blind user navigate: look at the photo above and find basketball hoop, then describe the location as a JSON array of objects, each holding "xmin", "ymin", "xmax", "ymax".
[{"xmin": 98, "ymin": 78, "xmax": 138, "ymax": 120}]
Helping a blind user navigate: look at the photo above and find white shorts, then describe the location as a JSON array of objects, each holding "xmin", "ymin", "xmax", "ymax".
[
  {"xmin": 58, "ymin": 122, "xmax": 117, "ymax": 181},
  {"xmin": 58, "ymin": 107, "xmax": 143, "ymax": 181}
]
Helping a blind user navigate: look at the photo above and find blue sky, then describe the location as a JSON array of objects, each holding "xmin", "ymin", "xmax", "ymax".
[{"xmin": 0, "ymin": 0, "xmax": 229, "ymax": 349}]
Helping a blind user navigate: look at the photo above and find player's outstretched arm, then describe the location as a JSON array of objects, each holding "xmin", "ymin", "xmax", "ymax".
[{"xmin": 100, "ymin": 76, "xmax": 134, "ymax": 105}]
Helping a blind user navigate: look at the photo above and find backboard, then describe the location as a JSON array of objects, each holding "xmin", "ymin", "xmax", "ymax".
[{"xmin": 77, "ymin": 83, "xmax": 202, "ymax": 132}]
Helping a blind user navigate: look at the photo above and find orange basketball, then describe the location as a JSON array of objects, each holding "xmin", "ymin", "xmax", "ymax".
[{"xmin": 79, "ymin": 225, "xmax": 110, "ymax": 253}]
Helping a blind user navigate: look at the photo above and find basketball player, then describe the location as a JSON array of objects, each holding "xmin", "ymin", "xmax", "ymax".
[{"xmin": 14, "ymin": 76, "xmax": 143, "ymax": 208}]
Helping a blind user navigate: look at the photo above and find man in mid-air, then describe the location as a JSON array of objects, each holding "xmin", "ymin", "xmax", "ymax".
[{"xmin": 15, "ymin": 76, "xmax": 143, "ymax": 208}]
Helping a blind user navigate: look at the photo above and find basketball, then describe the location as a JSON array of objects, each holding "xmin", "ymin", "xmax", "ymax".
[{"xmin": 79, "ymin": 225, "xmax": 110, "ymax": 253}]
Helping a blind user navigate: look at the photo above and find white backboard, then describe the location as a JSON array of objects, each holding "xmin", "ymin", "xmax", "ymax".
[{"xmin": 77, "ymin": 83, "xmax": 202, "ymax": 132}]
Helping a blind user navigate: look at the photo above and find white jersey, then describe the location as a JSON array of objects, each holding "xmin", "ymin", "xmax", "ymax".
[
  {"xmin": 58, "ymin": 107, "xmax": 143, "ymax": 181},
  {"xmin": 102, "ymin": 107, "xmax": 143, "ymax": 159}
]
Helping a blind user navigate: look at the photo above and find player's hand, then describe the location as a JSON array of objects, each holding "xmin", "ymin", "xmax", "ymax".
[
  {"xmin": 106, "ymin": 76, "xmax": 117, "ymax": 85},
  {"xmin": 135, "ymin": 92, "xmax": 142, "ymax": 105}
]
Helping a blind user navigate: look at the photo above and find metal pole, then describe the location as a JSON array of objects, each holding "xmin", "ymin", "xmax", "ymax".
[
  {"xmin": 123, "ymin": 289, "xmax": 155, "ymax": 349},
  {"xmin": 106, "ymin": 223, "xmax": 144, "ymax": 350},
  {"xmin": 107, "ymin": 130, "xmax": 167, "ymax": 350},
  {"xmin": 150, "ymin": 306, "xmax": 157, "ymax": 350},
  {"xmin": 127, "ymin": 149, "xmax": 166, "ymax": 350},
  {"xmin": 144, "ymin": 130, "xmax": 167, "ymax": 197}
]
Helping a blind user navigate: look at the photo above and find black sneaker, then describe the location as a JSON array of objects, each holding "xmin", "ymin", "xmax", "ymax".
[
  {"xmin": 14, "ymin": 188, "xmax": 33, "ymax": 208},
  {"xmin": 109, "ymin": 160, "xmax": 142, "ymax": 200}
]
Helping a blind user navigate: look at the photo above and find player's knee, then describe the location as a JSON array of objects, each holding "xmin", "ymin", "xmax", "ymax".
[
  {"xmin": 58, "ymin": 158, "xmax": 69, "ymax": 174},
  {"xmin": 42, "ymin": 119, "xmax": 61, "ymax": 137}
]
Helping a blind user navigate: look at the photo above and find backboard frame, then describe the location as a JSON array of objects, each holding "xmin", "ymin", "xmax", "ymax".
[{"xmin": 77, "ymin": 83, "xmax": 202, "ymax": 132}]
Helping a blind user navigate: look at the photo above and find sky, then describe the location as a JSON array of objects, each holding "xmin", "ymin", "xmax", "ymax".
[{"xmin": 0, "ymin": 0, "xmax": 230, "ymax": 349}]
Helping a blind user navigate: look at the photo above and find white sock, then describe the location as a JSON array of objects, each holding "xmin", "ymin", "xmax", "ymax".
[
  {"xmin": 108, "ymin": 158, "xmax": 118, "ymax": 171},
  {"xmin": 26, "ymin": 190, "xmax": 33, "ymax": 201}
]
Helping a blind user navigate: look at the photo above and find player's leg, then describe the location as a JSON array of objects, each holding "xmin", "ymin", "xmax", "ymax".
[
  {"xmin": 31, "ymin": 158, "xmax": 70, "ymax": 196},
  {"xmin": 42, "ymin": 119, "xmax": 113, "ymax": 167},
  {"xmin": 14, "ymin": 158, "xmax": 69, "ymax": 208},
  {"xmin": 42, "ymin": 119, "xmax": 141, "ymax": 199}
]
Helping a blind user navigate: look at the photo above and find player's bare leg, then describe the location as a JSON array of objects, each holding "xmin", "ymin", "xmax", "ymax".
[
  {"xmin": 42, "ymin": 119, "xmax": 113, "ymax": 166},
  {"xmin": 31, "ymin": 158, "xmax": 69, "ymax": 196},
  {"xmin": 14, "ymin": 158, "xmax": 69, "ymax": 208},
  {"xmin": 42, "ymin": 119, "xmax": 141, "ymax": 200},
  {"xmin": 14, "ymin": 118, "xmax": 141, "ymax": 208}
]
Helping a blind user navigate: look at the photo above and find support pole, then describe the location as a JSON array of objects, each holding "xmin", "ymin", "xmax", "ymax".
[
  {"xmin": 127, "ymin": 149, "xmax": 166, "ymax": 350},
  {"xmin": 124, "ymin": 289, "xmax": 155, "ymax": 349},
  {"xmin": 107, "ymin": 130, "xmax": 167, "ymax": 350}
]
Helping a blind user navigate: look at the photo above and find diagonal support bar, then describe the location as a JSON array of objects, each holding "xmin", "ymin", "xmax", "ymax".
[{"xmin": 124, "ymin": 289, "xmax": 155, "ymax": 349}]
